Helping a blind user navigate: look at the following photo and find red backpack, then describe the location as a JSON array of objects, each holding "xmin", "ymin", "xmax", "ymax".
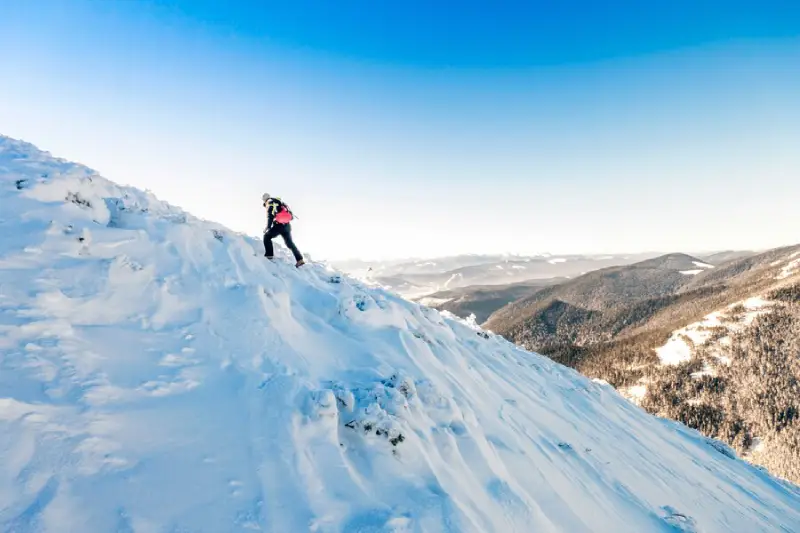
[{"xmin": 275, "ymin": 206, "xmax": 293, "ymax": 224}]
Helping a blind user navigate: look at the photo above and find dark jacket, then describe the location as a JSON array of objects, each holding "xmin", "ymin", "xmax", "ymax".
[{"xmin": 264, "ymin": 197, "xmax": 293, "ymax": 230}]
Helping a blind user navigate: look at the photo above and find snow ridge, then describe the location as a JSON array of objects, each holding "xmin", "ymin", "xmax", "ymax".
[{"xmin": 1, "ymin": 135, "xmax": 800, "ymax": 532}]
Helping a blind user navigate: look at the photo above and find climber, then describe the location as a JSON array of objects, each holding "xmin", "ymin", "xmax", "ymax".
[{"xmin": 262, "ymin": 193, "xmax": 305, "ymax": 267}]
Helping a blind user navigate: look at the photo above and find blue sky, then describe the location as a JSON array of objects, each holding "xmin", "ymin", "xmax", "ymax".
[{"xmin": 1, "ymin": 1, "xmax": 798, "ymax": 260}]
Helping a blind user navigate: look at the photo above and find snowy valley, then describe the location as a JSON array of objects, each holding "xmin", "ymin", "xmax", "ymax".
[{"xmin": 1, "ymin": 135, "xmax": 800, "ymax": 532}]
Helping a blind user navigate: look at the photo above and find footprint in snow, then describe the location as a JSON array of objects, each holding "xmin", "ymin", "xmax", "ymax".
[{"xmin": 661, "ymin": 506, "xmax": 699, "ymax": 532}]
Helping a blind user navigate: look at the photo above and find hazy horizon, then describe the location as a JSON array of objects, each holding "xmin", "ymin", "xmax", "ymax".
[
  {"xmin": 2, "ymin": 1, "xmax": 798, "ymax": 261},
  {"xmin": 326, "ymin": 248, "xmax": 772, "ymax": 265}
]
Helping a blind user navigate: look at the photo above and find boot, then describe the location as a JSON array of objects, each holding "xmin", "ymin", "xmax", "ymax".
[{"xmin": 295, "ymin": 259, "xmax": 305, "ymax": 268}]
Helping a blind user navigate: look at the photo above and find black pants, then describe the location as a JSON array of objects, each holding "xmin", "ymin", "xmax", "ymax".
[{"xmin": 264, "ymin": 223, "xmax": 303, "ymax": 262}]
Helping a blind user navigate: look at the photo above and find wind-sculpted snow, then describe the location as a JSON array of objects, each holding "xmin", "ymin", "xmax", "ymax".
[{"xmin": 1, "ymin": 135, "xmax": 799, "ymax": 532}]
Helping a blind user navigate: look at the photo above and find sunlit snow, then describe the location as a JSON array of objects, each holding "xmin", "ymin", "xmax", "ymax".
[{"xmin": 1, "ymin": 136, "xmax": 799, "ymax": 533}]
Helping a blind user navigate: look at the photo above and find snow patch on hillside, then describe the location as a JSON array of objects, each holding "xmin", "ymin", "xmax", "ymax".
[
  {"xmin": 417, "ymin": 296, "xmax": 452, "ymax": 306},
  {"xmin": 656, "ymin": 335, "xmax": 696, "ymax": 365},
  {"xmin": 655, "ymin": 297, "xmax": 774, "ymax": 366},
  {"xmin": 442, "ymin": 272, "xmax": 462, "ymax": 288},
  {"xmin": 619, "ymin": 384, "xmax": 648, "ymax": 406},
  {"xmin": 778, "ymin": 253, "xmax": 800, "ymax": 280},
  {"xmin": 2, "ymin": 135, "xmax": 800, "ymax": 532},
  {"xmin": 680, "ymin": 261, "xmax": 715, "ymax": 276}
]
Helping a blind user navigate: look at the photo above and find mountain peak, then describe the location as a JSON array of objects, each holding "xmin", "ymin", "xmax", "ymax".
[
  {"xmin": 2, "ymin": 135, "xmax": 799, "ymax": 532},
  {"xmin": 635, "ymin": 253, "xmax": 712, "ymax": 271}
]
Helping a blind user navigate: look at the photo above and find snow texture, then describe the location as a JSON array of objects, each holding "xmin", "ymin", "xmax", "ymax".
[{"xmin": 1, "ymin": 135, "xmax": 800, "ymax": 532}]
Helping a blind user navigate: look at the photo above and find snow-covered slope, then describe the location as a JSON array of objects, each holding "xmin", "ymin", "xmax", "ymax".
[{"xmin": 1, "ymin": 136, "xmax": 800, "ymax": 533}]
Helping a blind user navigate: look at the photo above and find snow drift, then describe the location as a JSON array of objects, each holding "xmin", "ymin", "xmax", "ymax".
[{"xmin": 1, "ymin": 135, "xmax": 799, "ymax": 533}]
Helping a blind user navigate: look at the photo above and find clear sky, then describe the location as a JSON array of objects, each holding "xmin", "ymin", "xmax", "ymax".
[{"xmin": 1, "ymin": 1, "xmax": 799, "ymax": 261}]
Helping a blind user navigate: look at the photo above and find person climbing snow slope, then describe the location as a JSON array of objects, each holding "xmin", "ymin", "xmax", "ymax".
[{"xmin": 262, "ymin": 193, "xmax": 305, "ymax": 267}]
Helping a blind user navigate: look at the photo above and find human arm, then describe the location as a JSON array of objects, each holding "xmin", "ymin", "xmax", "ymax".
[{"xmin": 265, "ymin": 199, "xmax": 279, "ymax": 232}]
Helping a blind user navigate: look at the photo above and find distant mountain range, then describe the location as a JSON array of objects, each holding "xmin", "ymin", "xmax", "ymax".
[
  {"xmin": 332, "ymin": 252, "xmax": 666, "ymax": 299},
  {"xmin": 401, "ymin": 250, "xmax": 753, "ymax": 324},
  {"xmin": 484, "ymin": 252, "xmax": 720, "ymax": 339}
]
